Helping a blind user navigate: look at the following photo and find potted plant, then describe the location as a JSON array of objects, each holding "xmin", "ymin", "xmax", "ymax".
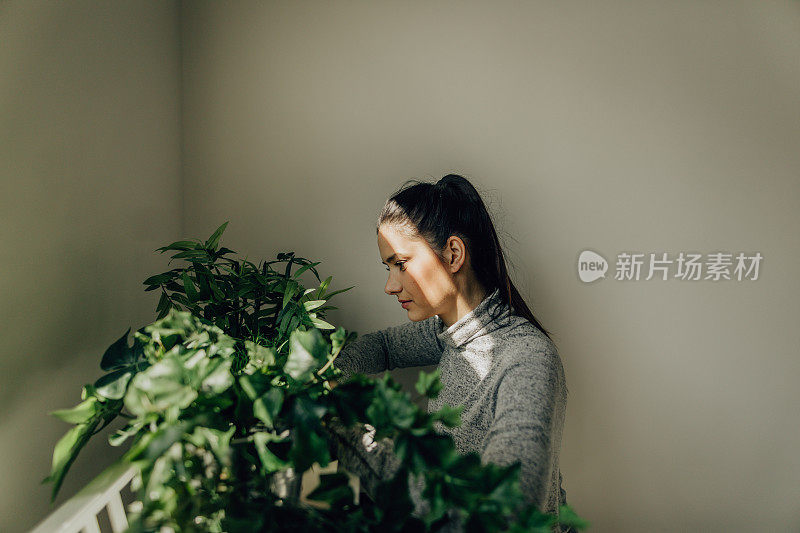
[{"xmin": 44, "ymin": 222, "xmax": 588, "ymax": 532}]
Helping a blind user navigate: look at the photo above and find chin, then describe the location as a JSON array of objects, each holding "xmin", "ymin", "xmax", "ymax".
[{"xmin": 408, "ymin": 309, "xmax": 433, "ymax": 322}]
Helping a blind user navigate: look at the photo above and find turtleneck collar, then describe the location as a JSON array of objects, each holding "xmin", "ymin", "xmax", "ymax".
[{"xmin": 435, "ymin": 288, "xmax": 512, "ymax": 349}]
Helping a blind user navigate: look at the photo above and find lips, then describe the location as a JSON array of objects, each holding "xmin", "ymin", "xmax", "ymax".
[{"xmin": 398, "ymin": 299, "xmax": 411, "ymax": 303}]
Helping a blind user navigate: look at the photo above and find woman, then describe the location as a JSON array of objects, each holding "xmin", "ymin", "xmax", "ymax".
[{"xmin": 330, "ymin": 174, "xmax": 571, "ymax": 531}]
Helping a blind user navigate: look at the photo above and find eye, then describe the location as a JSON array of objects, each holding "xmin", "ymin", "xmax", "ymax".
[{"xmin": 385, "ymin": 261, "xmax": 407, "ymax": 272}]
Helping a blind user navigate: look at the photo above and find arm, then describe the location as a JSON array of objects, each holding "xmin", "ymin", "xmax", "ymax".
[
  {"xmin": 325, "ymin": 419, "xmax": 401, "ymax": 497},
  {"xmin": 480, "ymin": 351, "xmax": 566, "ymax": 510},
  {"xmin": 335, "ymin": 315, "xmax": 443, "ymax": 380},
  {"xmin": 325, "ymin": 420, "xmax": 430, "ymax": 518}
]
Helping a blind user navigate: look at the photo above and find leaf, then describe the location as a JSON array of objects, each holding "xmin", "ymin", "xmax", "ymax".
[
  {"xmin": 235, "ymin": 284, "xmax": 257, "ymax": 299},
  {"xmin": 238, "ymin": 374, "xmax": 272, "ymax": 401},
  {"xmin": 216, "ymin": 246, "xmax": 236, "ymax": 256},
  {"xmin": 142, "ymin": 271, "xmax": 178, "ymax": 287},
  {"xmin": 370, "ymin": 465, "xmax": 416, "ymax": 525},
  {"xmin": 216, "ymin": 262, "xmax": 239, "ymax": 276},
  {"xmin": 284, "ymin": 329, "xmax": 329, "ymax": 381},
  {"xmin": 81, "ymin": 384, "xmax": 95, "ymax": 401},
  {"xmin": 316, "ymin": 276, "xmax": 332, "ymax": 298},
  {"xmin": 431, "ymin": 404, "xmax": 463, "ymax": 428},
  {"xmin": 366, "ymin": 383, "xmax": 416, "ymax": 431},
  {"xmin": 395, "ymin": 433, "xmax": 457, "ymax": 473},
  {"xmin": 94, "ymin": 368, "xmax": 134, "ymax": 400},
  {"xmin": 281, "ymin": 252, "xmax": 295, "ymax": 278},
  {"xmin": 170, "ymin": 292, "xmax": 192, "ymax": 308},
  {"xmin": 329, "ymin": 327, "xmax": 351, "ymax": 356},
  {"xmin": 125, "ymin": 420, "xmax": 192, "ymax": 462},
  {"xmin": 193, "ymin": 264, "xmax": 214, "ymax": 299},
  {"xmin": 200, "ymin": 359, "xmax": 234, "ymax": 395},
  {"xmin": 277, "ymin": 308, "xmax": 294, "ymax": 338},
  {"xmin": 124, "ymin": 357, "xmax": 198, "ymax": 417},
  {"xmin": 109, "ymin": 420, "xmax": 144, "ymax": 447},
  {"xmin": 282, "ymin": 280, "xmax": 298, "ymax": 310},
  {"xmin": 182, "ymin": 272, "xmax": 199, "ymax": 302},
  {"xmin": 208, "ymin": 279, "xmax": 225, "ymax": 301},
  {"xmin": 187, "ymin": 426, "xmax": 235, "ymax": 467},
  {"xmin": 164, "ymin": 280, "xmax": 183, "ymax": 292},
  {"xmin": 305, "ymin": 472, "xmax": 354, "ymax": 508},
  {"xmin": 321, "ymin": 286, "xmax": 354, "ymax": 300},
  {"xmin": 289, "ymin": 401, "xmax": 330, "ymax": 472},
  {"xmin": 171, "ymin": 249, "xmax": 212, "ymax": 261},
  {"xmin": 100, "ymin": 328, "xmax": 139, "ymax": 371},
  {"xmin": 205, "ymin": 221, "xmax": 229, "ymax": 250},
  {"xmin": 291, "ymin": 261, "xmax": 321, "ymax": 280},
  {"xmin": 43, "ymin": 418, "xmax": 100, "ymax": 501},
  {"xmin": 50, "ymin": 397, "xmax": 99, "ymax": 424},
  {"xmin": 415, "ymin": 369, "xmax": 443, "ymax": 399},
  {"xmin": 253, "ymin": 388, "xmax": 284, "ymax": 427},
  {"xmin": 253, "ymin": 431, "xmax": 289, "ymax": 474},
  {"xmin": 556, "ymin": 504, "xmax": 591, "ymax": 530},
  {"xmin": 254, "ymin": 306, "xmax": 279, "ymax": 320},
  {"xmin": 155, "ymin": 240, "xmax": 199, "ymax": 253},
  {"xmin": 156, "ymin": 291, "xmax": 170, "ymax": 317},
  {"xmin": 310, "ymin": 316, "xmax": 335, "ymax": 330},
  {"xmin": 244, "ymin": 341, "xmax": 276, "ymax": 372},
  {"xmin": 303, "ymin": 299, "xmax": 326, "ymax": 312}
]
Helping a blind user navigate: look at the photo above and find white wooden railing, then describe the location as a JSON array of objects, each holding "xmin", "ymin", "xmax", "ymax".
[
  {"xmin": 31, "ymin": 461, "xmax": 353, "ymax": 533},
  {"xmin": 32, "ymin": 461, "xmax": 139, "ymax": 533}
]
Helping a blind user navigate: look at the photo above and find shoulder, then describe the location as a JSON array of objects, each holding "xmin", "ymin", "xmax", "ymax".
[
  {"xmin": 494, "ymin": 316, "xmax": 560, "ymax": 364},
  {"xmin": 490, "ymin": 316, "xmax": 566, "ymax": 390}
]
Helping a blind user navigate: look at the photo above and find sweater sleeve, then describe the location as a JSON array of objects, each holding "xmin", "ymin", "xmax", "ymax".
[
  {"xmin": 480, "ymin": 351, "xmax": 564, "ymax": 510},
  {"xmin": 335, "ymin": 315, "xmax": 443, "ymax": 380},
  {"xmin": 325, "ymin": 420, "xmax": 431, "ymax": 519}
]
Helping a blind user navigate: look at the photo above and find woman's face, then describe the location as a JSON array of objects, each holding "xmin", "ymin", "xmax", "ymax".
[{"xmin": 378, "ymin": 223, "xmax": 456, "ymax": 321}]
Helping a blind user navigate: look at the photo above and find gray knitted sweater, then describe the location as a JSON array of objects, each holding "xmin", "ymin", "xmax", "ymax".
[{"xmin": 331, "ymin": 288, "xmax": 570, "ymax": 527}]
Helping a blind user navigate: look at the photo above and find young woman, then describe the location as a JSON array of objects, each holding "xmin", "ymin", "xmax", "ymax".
[{"xmin": 330, "ymin": 174, "xmax": 571, "ymax": 531}]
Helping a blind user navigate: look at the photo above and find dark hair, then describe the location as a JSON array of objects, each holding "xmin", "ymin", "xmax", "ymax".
[{"xmin": 376, "ymin": 173, "xmax": 554, "ymax": 343}]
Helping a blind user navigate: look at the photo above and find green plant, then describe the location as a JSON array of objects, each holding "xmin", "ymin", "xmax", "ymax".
[
  {"xmin": 44, "ymin": 223, "xmax": 589, "ymax": 532},
  {"xmin": 144, "ymin": 221, "xmax": 350, "ymax": 369}
]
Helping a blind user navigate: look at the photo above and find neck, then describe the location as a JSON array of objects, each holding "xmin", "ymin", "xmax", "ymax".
[{"xmin": 439, "ymin": 284, "xmax": 490, "ymax": 327}]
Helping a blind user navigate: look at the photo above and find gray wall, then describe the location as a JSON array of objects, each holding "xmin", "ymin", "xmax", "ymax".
[
  {"xmin": 2, "ymin": 1, "xmax": 798, "ymax": 532},
  {"xmin": 181, "ymin": 2, "xmax": 799, "ymax": 532},
  {"xmin": 0, "ymin": 2, "xmax": 182, "ymax": 531}
]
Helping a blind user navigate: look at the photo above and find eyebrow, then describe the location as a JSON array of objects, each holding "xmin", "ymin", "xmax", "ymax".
[{"xmin": 380, "ymin": 253, "xmax": 399, "ymax": 266}]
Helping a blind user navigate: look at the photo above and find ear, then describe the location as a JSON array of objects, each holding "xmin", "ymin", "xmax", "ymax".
[{"xmin": 444, "ymin": 235, "xmax": 467, "ymax": 273}]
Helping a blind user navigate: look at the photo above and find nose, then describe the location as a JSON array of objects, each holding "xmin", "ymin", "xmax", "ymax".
[{"xmin": 384, "ymin": 272, "xmax": 402, "ymax": 296}]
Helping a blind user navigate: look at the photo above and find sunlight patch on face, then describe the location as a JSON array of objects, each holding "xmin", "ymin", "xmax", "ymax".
[{"xmin": 377, "ymin": 224, "xmax": 423, "ymax": 268}]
